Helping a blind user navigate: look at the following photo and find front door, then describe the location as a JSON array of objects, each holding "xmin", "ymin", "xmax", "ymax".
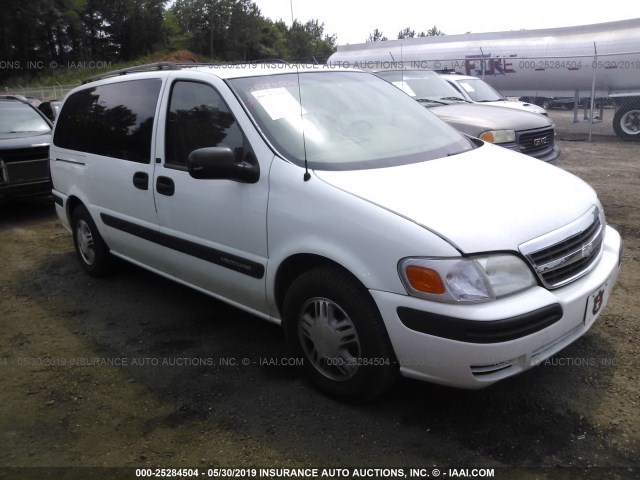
[{"xmin": 153, "ymin": 75, "xmax": 273, "ymax": 314}]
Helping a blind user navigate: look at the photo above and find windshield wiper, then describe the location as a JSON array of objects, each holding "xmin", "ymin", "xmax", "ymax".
[
  {"xmin": 416, "ymin": 98, "xmax": 448, "ymax": 105},
  {"xmin": 439, "ymin": 97, "xmax": 471, "ymax": 103}
]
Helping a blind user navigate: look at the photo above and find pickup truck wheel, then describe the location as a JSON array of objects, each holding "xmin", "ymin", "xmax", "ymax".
[
  {"xmin": 283, "ymin": 266, "xmax": 397, "ymax": 402},
  {"xmin": 71, "ymin": 205, "xmax": 114, "ymax": 277},
  {"xmin": 614, "ymin": 107, "xmax": 640, "ymax": 140}
]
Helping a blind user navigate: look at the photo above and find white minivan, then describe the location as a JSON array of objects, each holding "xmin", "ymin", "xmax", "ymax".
[{"xmin": 50, "ymin": 64, "xmax": 622, "ymax": 401}]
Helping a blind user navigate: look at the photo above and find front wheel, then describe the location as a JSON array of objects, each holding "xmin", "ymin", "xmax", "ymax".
[
  {"xmin": 283, "ymin": 265, "xmax": 398, "ymax": 402},
  {"xmin": 613, "ymin": 106, "xmax": 640, "ymax": 140}
]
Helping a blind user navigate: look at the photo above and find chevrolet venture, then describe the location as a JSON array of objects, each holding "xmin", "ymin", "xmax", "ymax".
[{"xmin": 50, "ymin": 64, "xmax": 621, "ymax": 401}]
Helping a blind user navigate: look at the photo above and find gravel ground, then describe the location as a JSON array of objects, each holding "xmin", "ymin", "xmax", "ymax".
[{"xmin": 0, "ymin": 134, "xmax": 638, "ymax": 480}]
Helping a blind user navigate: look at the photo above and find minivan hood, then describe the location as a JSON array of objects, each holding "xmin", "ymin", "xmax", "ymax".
[
  {"xmin": 429, "ymin": 103, "xmax": 552, "ymax": 134},
  {"xmin": 315, "ymin": 144, "xmax": 597, "ymax": 253}
]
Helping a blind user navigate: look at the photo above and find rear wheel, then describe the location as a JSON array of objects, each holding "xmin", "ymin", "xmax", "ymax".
[
  {"xmin": 71, "ymin": 205, "xmax": 114, "ymax": 276},
  {"xmin": 613, "ymin": 106, "xmax": 640, "ymax": 140},
  {"xmin": 283, "ymin": 265, "xmax": 398, "ymax": 402}
]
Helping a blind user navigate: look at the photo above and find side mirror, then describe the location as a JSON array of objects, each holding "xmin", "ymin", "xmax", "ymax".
[{"xmin": 187, "ymin": 147, "xmax": 260, "ymax": 184}]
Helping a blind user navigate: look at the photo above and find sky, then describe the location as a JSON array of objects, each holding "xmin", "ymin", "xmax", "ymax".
[{"xmin": 252, "ymin": 0, "xmax": 640, "ymax": 46}]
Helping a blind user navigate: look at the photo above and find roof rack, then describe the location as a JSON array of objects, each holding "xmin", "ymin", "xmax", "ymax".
[
  {"xmin": 80, "ymin": 59, "xmax": 299, "ymax": 84},
  {"xmin": 82, "ymin": 62, "xmax": 181, "ymax": 84}
]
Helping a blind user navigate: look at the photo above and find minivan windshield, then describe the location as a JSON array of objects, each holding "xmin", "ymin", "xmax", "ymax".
[
  {"xmin": 228, "ymin": 71, "xmax": 472, "ymax": 170},
  {"xmin": 375, "ymin": 70, "xmax": 469, "ymax": 105}
]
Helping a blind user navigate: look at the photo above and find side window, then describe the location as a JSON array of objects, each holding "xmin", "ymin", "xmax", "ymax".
[
  {"xmin": 165, "ymin": 81, "xmax": 244, "ymax": 169},
  {"xmin": 54, "ymin": 79, "xmax": 161, "ymax": 163}
]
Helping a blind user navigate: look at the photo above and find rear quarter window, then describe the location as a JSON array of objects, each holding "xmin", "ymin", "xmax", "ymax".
[{"xmin": 54, "ymin": 79, "xmax": 161, "ymax": 163}]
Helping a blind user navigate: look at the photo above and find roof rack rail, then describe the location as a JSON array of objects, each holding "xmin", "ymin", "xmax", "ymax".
[
  {"xmin": 81, "ymin": 59, "xmax": 300, "ymax": 84},
  {"xmin": 82, "ymin": 62, "xmax": 181, "ymax": 84}
]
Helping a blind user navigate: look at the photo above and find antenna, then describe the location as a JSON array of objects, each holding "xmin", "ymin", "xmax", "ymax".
[{"xmin": 290, "ymin": 0, "xmax": 311, "ymax": 182}]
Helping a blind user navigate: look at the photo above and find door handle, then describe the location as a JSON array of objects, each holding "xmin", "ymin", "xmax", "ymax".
[
  {"xmin": 133, "ymin": 172, "xmax": 149, "ymax": 190},
  {"xmin": 156, "ymin": 176, "xmax": 175, "ymax": 196}
]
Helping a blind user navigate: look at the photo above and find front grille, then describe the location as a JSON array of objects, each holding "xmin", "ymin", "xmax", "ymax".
[
  {"xmin": 520, "ymin": 207, "xmax": 604, "ymax": 289},
  {"xmin": 0, "ymin": 146, "xmax": 50, "ymax": 184},
  {"xmin": 0, "ymin": 145, "xmax": 49, "ymax": 163},
  {"xmin": 517, "ymin": 127, "xmax": 555, "ymax": 153}
]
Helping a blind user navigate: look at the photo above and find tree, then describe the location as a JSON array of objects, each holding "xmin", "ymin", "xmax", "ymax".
[
  {"xmin": 397, "ymin": 25, "xmax": 445, "ymax": 39},
  {"xmin": 225, "ymin": 0, "xmax": 263, "ymax": 59},
  {"xmin": 286, "ymin": 19, "xmax": 336, "ymax": 62},
  {"xmin": 0, "ymin": 0, "xmax": 89, "ymax": 79},
  {"xmin": 397, "ymin": 27, "xmax": 415, "ymax": 39},
  {"xmin": 255, "ymin": 19, "xmax": 288, "ymax": 59},
  {"xmin": 0, "ymin": 0, "xmax": 339, "ymax": 83},
  {"xmin": 426, "ymin": 25, "xmax": 445, "ymax": 36},
  {"xmin": 119, "ymin": 0, "xmax": 167, "ymax": 59},
  {"xmin": 367, "ymin": 29, "xmax": 387, "ymax": 42},
  {"xmin": 171, "ymin": 0, "xmax": 230, "ymax": 58}
]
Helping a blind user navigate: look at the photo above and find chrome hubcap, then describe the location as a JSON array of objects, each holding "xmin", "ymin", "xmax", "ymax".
[
  {"xmin": 621, "ymin": 110, "xmax": 640, "ymax": 135},
  {"xmin": 76, "ymin": 220, "xmax": 96, "ymax": 265},
  {"xmin": 298, "ymin": 297, "xmax": 361, "ymax": 381}
]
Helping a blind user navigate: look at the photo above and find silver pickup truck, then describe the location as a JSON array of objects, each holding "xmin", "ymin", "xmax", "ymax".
[{"xmin": 376, "ymin": 70, "xmax": 560, "ymax": 162}]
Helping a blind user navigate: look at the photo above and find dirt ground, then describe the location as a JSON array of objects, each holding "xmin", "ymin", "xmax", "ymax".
[{"xmin": 1, "ymin": 124, "xmax": 638, "ymax": 479}]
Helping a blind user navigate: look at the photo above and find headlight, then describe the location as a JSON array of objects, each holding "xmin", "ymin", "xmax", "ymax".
[
  {"xmin": 399, "ymin": 254, "xmax": 536, "ymax": 303},
  {"xmin": 479, "ymin": 129, "xmax": 516, "ymax": 144}
]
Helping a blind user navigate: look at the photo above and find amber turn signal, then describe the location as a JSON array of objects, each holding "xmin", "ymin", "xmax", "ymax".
[
  {"xmin": 405, "ymin": 266, "xmax": 446, "ymax": 295},
  {"xmin": 479, "ymin": 131, "xmax": 495, "ymax": 143}
]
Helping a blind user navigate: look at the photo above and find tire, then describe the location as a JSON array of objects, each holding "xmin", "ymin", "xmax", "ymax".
[
  {"xmin": 283, "ymin": 265, "xmax": 398, "ymax": 402},
  {"xmin": 541, "ymin": 99, "xmax": 551, "ymax": 110},
  {"xmin": 613, "ymin": 106, "xmax": 640, "ymax": 141},
  {"xmin": 71, "ymin": 205, "xmax": 114, "ymax": 277}
]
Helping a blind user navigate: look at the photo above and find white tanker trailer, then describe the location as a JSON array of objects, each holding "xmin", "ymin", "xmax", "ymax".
[{"xmin": 327, "ymin": 19, "xmax": 640, "ymax": 139}]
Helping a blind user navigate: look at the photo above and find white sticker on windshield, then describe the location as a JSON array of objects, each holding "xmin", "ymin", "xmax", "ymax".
[
  {"xmin": 392, "ymin": 81, "xmax": 417, "ymax": 97},
  {"xmin": 459, "ymin": 81, "xmax": 475, "ymax": 93},
  {"xmin": 251, "ymin": 88, "xmax": 306, "ymax": 120}
]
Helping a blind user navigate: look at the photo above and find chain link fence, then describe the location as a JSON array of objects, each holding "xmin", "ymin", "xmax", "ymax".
[{"xmin": 2, "ymin": 83, "xmax": 78, "ymax": 102}]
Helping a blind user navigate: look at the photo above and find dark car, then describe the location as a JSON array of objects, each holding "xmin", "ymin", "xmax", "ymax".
[
  {"xmin": 376, "ymin": 70, "xmax": 560, "ymax": 162},
  {"xmin": 38, "ymin": 99, "xmax": 63, "ymax": 122},
  {"xmin": 0, "ymin": 95, "xmax": 53, "ymax": 200}
]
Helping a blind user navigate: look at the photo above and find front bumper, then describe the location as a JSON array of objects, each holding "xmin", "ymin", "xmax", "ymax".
[
  {"xmin": 502, "ymin": 142, "xmax": 561, "ymax": 162},
  {"xmin": 525, "ymin": 143, "xmax": 561, "ymax": 162},
  {"xmin": 371, "ymin": 225, "xmax": 622, "ymax": 389},
  {"xmin": 0, "ymin": 179, "xmax": 52, "ymax": 199}
]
